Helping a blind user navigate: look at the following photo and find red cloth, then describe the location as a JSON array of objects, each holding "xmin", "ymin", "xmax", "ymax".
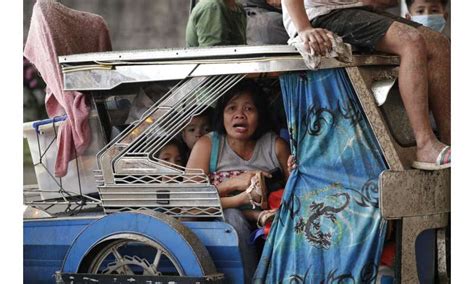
[
  {"xmin": 263, "ymin": 189, "xmax": 285, "ymax": 237},
  {"xmin": 381, "ymin": 241, "xmax": 396, "ymax": 267},
  {"xmin": 268, "ymin": 189, "xmax": 284, "ymax": 209},
  {"xmin": 24, "ymin": 0, "xmax": 112, "ymax": 177}
]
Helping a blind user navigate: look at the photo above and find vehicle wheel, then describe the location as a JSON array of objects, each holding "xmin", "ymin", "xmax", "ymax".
[
  {"xmin": 82, "ymin": 233, "xmax": 186, "ymax": 276},
  {"xmin": 63, "ymin": 211, "xmax": 217, "ymax": 277}
]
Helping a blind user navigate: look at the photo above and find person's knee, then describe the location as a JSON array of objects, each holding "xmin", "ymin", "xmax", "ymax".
[
  {"xmin": 379, "ymin": 22, "xmax": 427, "ymax": 58},
  {"xmin": 400, "ymin": 28, "xmax": 427, "ymax": 57},
  {"xmin": 418, "ymin": 26, "xmax": 450, "ymax": 57},
  {"xmin": 224, "ymin": 208, "xmax": 243, "ymax": 220},
  {"xmin": 224, "ymin": 208, "xmax": 251, "ymax": 232}
]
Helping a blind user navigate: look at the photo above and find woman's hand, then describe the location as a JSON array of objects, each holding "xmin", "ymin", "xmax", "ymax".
[
  {"xmin": 287, "ymin": 155, "xmax": 297, "ymax": 172},
  {"xmin": 231, "ymin": 171, "xmax": 271, "ymax": 192}
]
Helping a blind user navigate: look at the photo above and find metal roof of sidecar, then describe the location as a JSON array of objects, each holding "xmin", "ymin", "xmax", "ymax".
[{"xmin": 59, "ymin": 45, "xmax": 399, "ymax": 91}]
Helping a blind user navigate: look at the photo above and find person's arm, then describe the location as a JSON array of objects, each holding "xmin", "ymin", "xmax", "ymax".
[
  {"xmin": 220, "ymin": 192, "xmax": 250, "ymax": 209},
  {"xmin": 186, "ymin": 135, "xmax": 212, "ymax": 175},
  {"xmin": 360, "ymin": 0, "xmax": 399, "ymax": 9},
  {"xmin": 186, "ymin": 136, "xmax": 236, "ymax": 196},
  {"xmin": 216, "ymin": 172, "xmax": 253, "ymax": 196},
  {"xmin": 275, "ymin": 137, "xmax": 291, "ymax": 181},
  {"xmin": 186, "ymin": 135, "xmax": 264, "ymax": 208},
  {"xmin": 282, "ymin": 0, "xmax": 333, "ymax": 55}
]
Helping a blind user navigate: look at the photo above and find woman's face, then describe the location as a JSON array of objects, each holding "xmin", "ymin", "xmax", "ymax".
[
  {"xmin": 223, "ymin": 92, "xmax": 259, "ymax": 140},
  {"xmin": 157, "ymin": 144, "xmax": 183, "ymax": 166}
]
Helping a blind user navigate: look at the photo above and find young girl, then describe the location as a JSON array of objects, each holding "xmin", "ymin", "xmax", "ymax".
[
  {"xmin": 181, "ymin": 109, "xmax": 212, "ymax": 163},
  {"xmin": 154, "ymin": 138, "xmax": 185, "ymax": 168}
]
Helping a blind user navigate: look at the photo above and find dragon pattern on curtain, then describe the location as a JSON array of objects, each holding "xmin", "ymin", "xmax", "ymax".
[{"xmin": 255, "ymin": 68, "xmax": 388, "ymax": 283}]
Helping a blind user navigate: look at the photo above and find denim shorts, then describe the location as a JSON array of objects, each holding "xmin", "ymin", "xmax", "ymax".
[{"xmin": 311, "ymin": 6, "xmax": 421, "ymax": 52}]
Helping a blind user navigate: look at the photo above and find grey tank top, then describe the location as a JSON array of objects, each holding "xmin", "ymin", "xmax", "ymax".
[{"xmin": 215, "ymin": 132, "xmax": 282, "ymax": 172}]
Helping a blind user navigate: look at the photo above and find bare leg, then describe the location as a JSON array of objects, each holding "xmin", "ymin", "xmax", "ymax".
[
  {"xmin": 375, "ymin": 22, "xmax": 447, "ymax": 163},
  {"xmin": 417, "ymin": 26, "xmax": 451, "ymax": 144}
]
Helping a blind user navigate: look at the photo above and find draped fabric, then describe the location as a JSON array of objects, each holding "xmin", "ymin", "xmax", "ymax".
[
  {"xmin": 255, "ymin": 69, "xmax": 388, "ymax": 283},
  {"xmin": 24, "ymin": 0, "xmax": 112, "ymax": 177}
]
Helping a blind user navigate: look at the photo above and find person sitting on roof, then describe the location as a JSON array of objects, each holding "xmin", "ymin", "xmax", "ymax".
[
  {"xmin": 186, "ymin": 0, "xmax": 247, "ymax": 47},
  {"xmin": 241, "ymin": 0, "xmax": 290, "ymax": 45},
  {"xmin": 281, "ymin": 0, "xmax": 451, "ymax": 170}
]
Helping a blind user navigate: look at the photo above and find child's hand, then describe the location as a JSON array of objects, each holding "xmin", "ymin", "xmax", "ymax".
[{"xmin": 287, "ymin": 155, "xmax": 297, "ymax": 172}]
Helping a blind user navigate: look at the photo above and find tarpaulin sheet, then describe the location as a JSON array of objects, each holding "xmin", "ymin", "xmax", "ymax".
[{"xmin": 255, "ymin": 68, "xmax": 388, "ymax": 283}]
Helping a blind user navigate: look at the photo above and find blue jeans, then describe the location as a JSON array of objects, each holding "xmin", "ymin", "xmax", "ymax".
[{"xmin": 224, "ymin": 208, "xmax": 258, "ymax": 284}]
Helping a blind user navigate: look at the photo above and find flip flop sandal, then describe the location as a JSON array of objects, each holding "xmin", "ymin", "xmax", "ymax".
[
  {"xmin": 412, "ymin": 145, "xmax": 451, "ymax": 170},
  {"xmin": 257, "ymin": 209, "xmax": 278, "ymax": 228},
  {"xmin": 245, "ymin": 172, "xmax": 269, "ymax": 210},
  {"xmin": 256, "ymin": 172, "xmax": 268, "ymax": 210}
]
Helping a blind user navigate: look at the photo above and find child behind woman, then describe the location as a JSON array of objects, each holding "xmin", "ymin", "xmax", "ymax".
[
  {"xmin": 181, "ymin": 108, "xmax": 213, "ymax": 164},
  {"xmin": 154, "ymin": 138, "xmax": 185, "ymax": 168}
]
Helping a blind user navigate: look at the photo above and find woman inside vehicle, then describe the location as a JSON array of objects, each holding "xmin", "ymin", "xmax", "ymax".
[{"xmin": 186, "ymin": 79, "xmax": 291, "ymax": 283}]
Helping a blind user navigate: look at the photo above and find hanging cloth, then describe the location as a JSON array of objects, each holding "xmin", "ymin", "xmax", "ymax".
[
  {"xmin": 24, "ymin": 0, "xmax": 112, "ymax": 177},
  {"xmin": 255, "ymin": 68, "xmax": 388, "ymax": 283}
]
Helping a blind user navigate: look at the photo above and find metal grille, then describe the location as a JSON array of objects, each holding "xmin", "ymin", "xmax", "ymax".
[
  {"xmin": 114, "ymin": 174, "xmax": 208, "ymax": 185},
  {"xmin": 122, "ymin": 74, "xmax": 244, "ymax": 157},
  {"xmin": 98, "ymin": 185, "xmax": 223, "ymax": 218},
  {"xmin": 97, "ymin": 74, "xmax": 245, "ymax": 219}
]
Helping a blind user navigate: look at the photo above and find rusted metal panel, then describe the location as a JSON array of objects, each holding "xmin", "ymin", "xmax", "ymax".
[
  {"xmin": 345, "ymin": 66, "xmax": 404, "ymax": 170},
  {"xmin": 380, "ymin": 169, "xmax": 450, "ymax": 219}
]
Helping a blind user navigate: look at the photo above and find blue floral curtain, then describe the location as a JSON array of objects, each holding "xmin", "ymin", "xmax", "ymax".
[{"xmin": 255, "ymin": 69, "xmax": 388, "ymax": 283}]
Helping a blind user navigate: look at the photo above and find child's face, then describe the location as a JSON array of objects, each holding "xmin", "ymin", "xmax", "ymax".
[
  {"xmin": 157, "ymin": 144, "xmax": 183, "ymax": 166},
  {"xmin": 408, "ymin": 0, "xmax": 446, "ymax": 17},
  {"xmin": 406, "ymin": 0, "xmax": 447, "ymax": 32},
  {"xmin": 182, "ymin": 116, "xmax": 211, "ymax": 149}
]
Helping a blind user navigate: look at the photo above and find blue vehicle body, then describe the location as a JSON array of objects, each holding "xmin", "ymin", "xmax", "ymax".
[
  {"xmin": 24, "ymin": 217, "xmax": 94, "ymax": 283},
  {"xmin": 24, "ymin": 212, "xmax": 244, "ymax": 283}
]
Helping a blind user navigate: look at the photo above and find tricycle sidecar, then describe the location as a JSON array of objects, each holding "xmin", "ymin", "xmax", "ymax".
[{"xmin": 24, "ymin": 45, "xmax": 449, "ymax": 283}]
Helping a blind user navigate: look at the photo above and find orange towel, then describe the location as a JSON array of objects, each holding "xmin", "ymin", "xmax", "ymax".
[{"xmin": 24, "ymin": 0, "xmax": 112, "ymax": 177}]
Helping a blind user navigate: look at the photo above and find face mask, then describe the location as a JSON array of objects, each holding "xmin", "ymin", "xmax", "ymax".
[{"xmin": 411, "ymin": 14, "xmax": 446, "ymax": 32}]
